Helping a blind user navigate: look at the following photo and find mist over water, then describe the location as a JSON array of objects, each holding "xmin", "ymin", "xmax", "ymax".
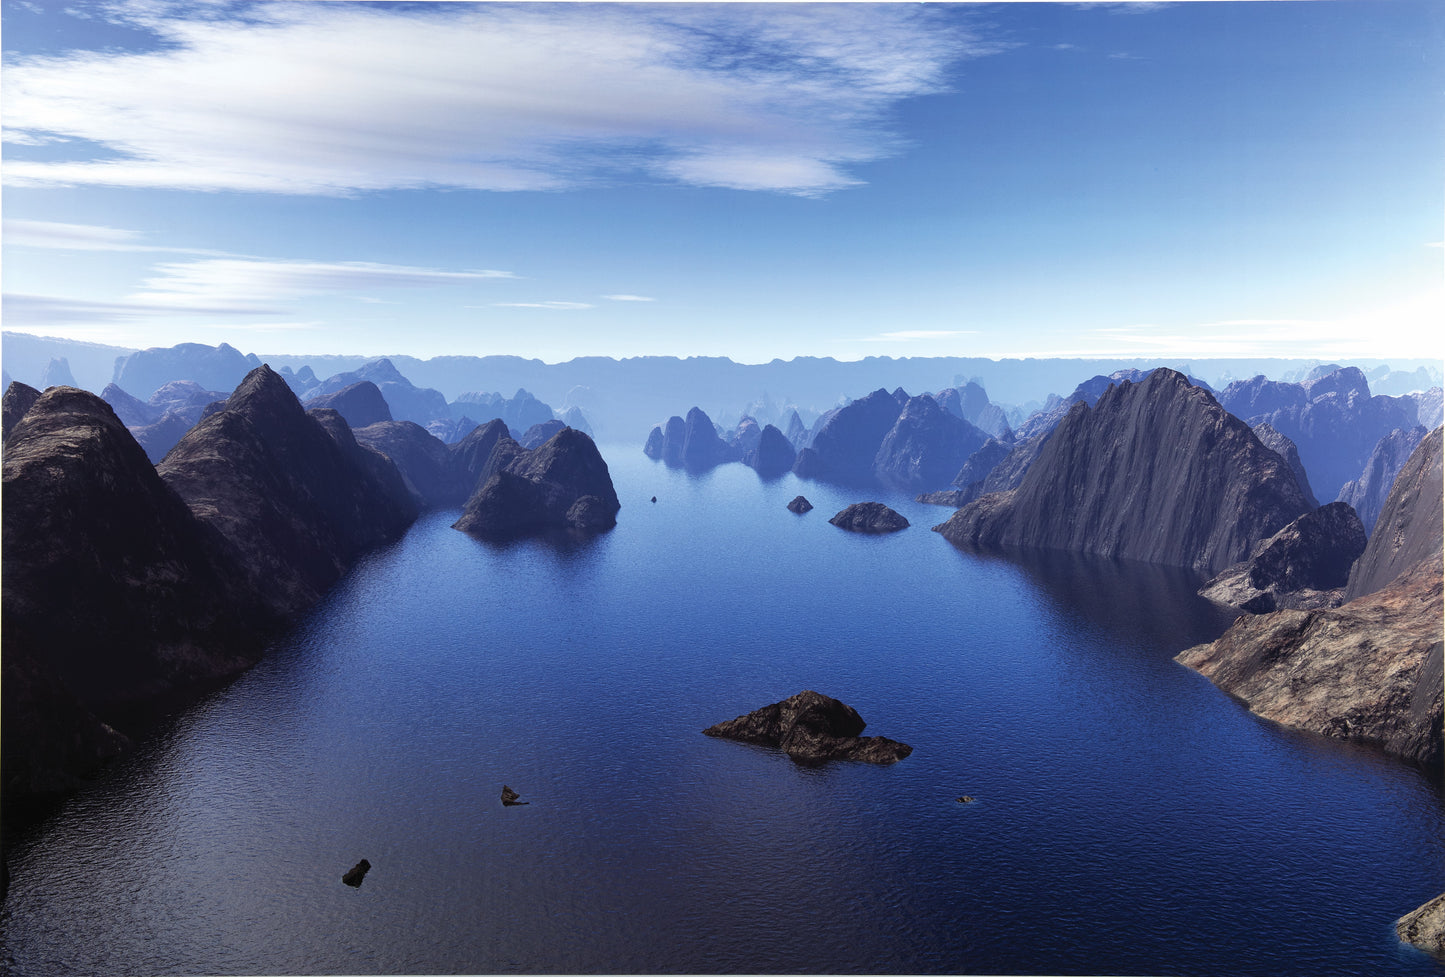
[{"xmin": 3, "ymin": 447, "xmax": 1443, "ymax": 975}]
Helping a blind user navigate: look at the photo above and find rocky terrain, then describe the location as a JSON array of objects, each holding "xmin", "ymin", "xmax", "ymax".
[
  {"xmin": 1336, "ymin": 425, "xmax": 1427, "ymax": 536},
  {"xmin": 453, "ymin": 427, "xmax": 620, "ymax": 540},
  {"xmin": 1397, "ymin": 893, "xmax": 1445, "ymax": 958},
  {"xmin": 158, "ymin": 365, "xmax": 417, "ymax": 620},
  {"xmin": 306, "ymin": 358, "xmax": 449, "ymax": 426},
  {"xmin": 873, "ymin": 394, "xmax": 991, "ymax": 491},
  {"xmin": 703, "ymin": 690, "xmax": 912, "ymax": 764},
  {"xmin": 792, "ymin": 388, "xmax": 907, "ymax": 484},
  {"xmin": 112, "ymin": 341, "xmax": 262, "ymax": 400},
  {"xmin": 829, "ymin": 502, "xmax": 910, "ymax": 533},
  {"xmin": 305, "ymin": 380, "xmax": 394, "ymax": 430},
  {"xmin": 1197, "ymin": 502, "xmax": 1366, "ymax": 612},
  {"xmin": 355, "ymin": 419, "xmax": 469, "ymax": 508},
  {"xmin": 936, "ymin": 370, "xmax": 1311, "ymax": 575},
  {"xmin": 1251, "ymin": 422, "xmax": 1319, "ymax": 509},
  {"xmin": 1177, "ymin": 427, "xmax": 1443, "ymax": 767}
]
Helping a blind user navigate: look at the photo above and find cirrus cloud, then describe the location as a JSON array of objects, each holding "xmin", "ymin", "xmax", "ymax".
[{"xmin": 2, "ymin": 3, "xmax": 998, "ymax": 196}]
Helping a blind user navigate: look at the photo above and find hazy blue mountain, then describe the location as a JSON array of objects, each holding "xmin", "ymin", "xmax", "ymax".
[
  {"xmin": 112, "ymin": 342, "xmax": 261, "ymax": 400},
  {"xmin": 307, "ymin": 359, "xmax": 448, "ymax": 426},
  {"xmin": 1336, "ymin": 426, "xmax": 1428, "ymax": 536}
]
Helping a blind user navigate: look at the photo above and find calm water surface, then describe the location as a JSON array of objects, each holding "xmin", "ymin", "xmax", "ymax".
[{"xmin": 3, "ymin": 447, "xmax": 1443, "ymax": 975}]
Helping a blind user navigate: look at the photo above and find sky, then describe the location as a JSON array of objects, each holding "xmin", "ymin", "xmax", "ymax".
[{"xmin": 2, "ymin": 0, "xmax": 1442, "ymax": 364}]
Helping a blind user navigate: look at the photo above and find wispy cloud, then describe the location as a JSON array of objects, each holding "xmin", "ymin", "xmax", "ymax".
[
  {"xmin": 2, "ymin": 292, "xmax": 257, "ymax": 325},
  {"xmin": 2, "ymin": 3, "xmax": 998, "ymax": 196},
  {"xmin": 602, "ymin": 294, "xmax": 655, "ymax": 303},
  {"xmin": 129, "ymin": 258, "xmax": 515, "ymax": 312},
  {"xmin": 3, "ymin": 217, "xmax": 231, "ymax": 255},
  {"xmin": 491, "ymin": 301, "xmax": 594, "ymax": 311}
]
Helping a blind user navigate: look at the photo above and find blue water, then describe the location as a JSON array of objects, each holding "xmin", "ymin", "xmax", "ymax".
[{"xmin": 3, "ymin": 448, "xmax": 1443, "ymax": 975}]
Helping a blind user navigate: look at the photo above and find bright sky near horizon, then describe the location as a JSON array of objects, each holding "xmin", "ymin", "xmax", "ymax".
[{"xmin": 2, "ymin": 0, "xmax": 1442, "ymax": 364}]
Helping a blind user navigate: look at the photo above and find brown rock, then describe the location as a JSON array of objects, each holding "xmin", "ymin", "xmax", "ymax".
[
  {"xmin": 1397, "ymin": 892, "xmax": 1445, "ymax": 957},
  {"xmin": 703, "ymin": 690, "xmax": 912, "ymax": 764}
]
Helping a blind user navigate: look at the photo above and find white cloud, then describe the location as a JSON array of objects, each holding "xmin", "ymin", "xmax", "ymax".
[
  {"xmin": 129, "ymin": 258, "xmax": 514, "ymax": 311},
  {"xmin": 2, "ymin": 291, "xmax": 256, "ymax": 325},
  {"xmin": 2, "ymin": 3, "xmax": 992, "ymax": 196},
  {"xmin": 602, "ymin": 294, "xmax": 655, "ymax": 303},
  {"xmin": 2, "ymin": 217, "xmax": 232, "ymax": 255},
  {"xmin": 491, "ymin": 301, "xmax": 594, "ymax": 311}
]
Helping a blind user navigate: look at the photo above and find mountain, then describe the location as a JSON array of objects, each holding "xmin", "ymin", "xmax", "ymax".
[
  {"xmin": 157, "ymin": 365, "xmax": 417, "ymax": 620},
  {"xmin": 450, "ymin": 418, "xmax": 514, "ymax": 490},
  {"xmin": 40, "ymin": 357, "xmax": 75, "ymax": 388},
  {"xmin": 520, "ymin": 419, "xmax": 567, "ymax": 449},
  {"xmin": 3, "ymin": 381, "xmax": 42, "ymax": 443},
  {"xmin": 305, "ymin": 380, "xmax": 394, "ymax": 430},
  {"xmin": 935, "ymin": 370, "xmax": 1312, "ymax": 575},
  {"xmin": 112, "ymin": 341, "xmax": 262, "ymax": 400},
  {"xmin": 1336, "ymin": 426, "xmax": 1428, "ymax": 536},
  {"xmin": 1197, "ymin": 502, "xmax": 1367, "ymax": 612},
  {"xmin": 453, "ymin": 427, "xmax": 620, "ymax": 540},
  {"xmin": 743, "ymin": 423, "xmax": 796, "ymax": 476},
  {"xmin": 644, "ymin": 407, "xmax": 738, "ymax": 470},
  {"xmin": 450, "ymin": 388, "xmax": 556, "ymax": 436},
  {"xmin": 1176, "ymin": 426, "xmax": 1443, "ymax": 766},
  {"xmin": 792, "ymin": 388, "xmax": 906, "ymax": 485},
  {"xmin": 101, "ymin": 382, "xmax": 161, "ymax": 427},
  {"xmin": 307, "ymin": 359, "xmax": 448, "ymax": 426},
  {"xmin": 1219, "ymin": 367, "xmax": 1420, "ymax": 503},
  {"xmin": 354, "ymin": 420, "xmax": 467, "ymax": 508},
  {"xmin": 873, "ymin": 394, "xmax": 990, "ymax": 492},
  {"xmin": 2, "ymin": 386, "xmax": 271, "ymax": 802}
]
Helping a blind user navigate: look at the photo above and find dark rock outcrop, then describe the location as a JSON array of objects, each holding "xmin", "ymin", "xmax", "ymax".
[
  {"xmin": 453, "ymin": 427, "xmax": 620, "ymax": 540},
  {"xmin": 743, "ymin": 423, "xmax": 796, "ymax": 476},
  {"xmin": 355, "ymin": 420, "xmax": 466, "ymax": 508},
  {"xmin": 1198, "ymin": 502, "xmax": 1367, "ymax": 611},
  {"xmin": 1337, "ymin": 426, "xmax": 1427, "ymax": 536},
  {"xmin": 787, "ymin": 495, "xmax": 814, "ymax": 514},
  {"xmin": 450, "ymin": 418, "xmax": 512, "ymax": 491},
  {"xmin": 158, "ymin": 365, "xmax": 417, "ymax": 621},
  {"xmin": 1344, "ymin": 426, "xmax": 1443, "ymax": 602},
  {"xmin": 2, "ymin": 386, "xmax": 271, "ymax": 802},
  {"xmin": 342, "ymin": 859, "xmax": 371, "ymax": 887},
  {"xmin": 305, "ymin": 380, "xmax": 393, "ymax": 430},
  {"xmin": 501, "ymin": 785, "xmax": 527, "ymax": 806},
  {"xmin": 937, "ymin": 370, "xmax": 1311, "ymax": 575},
  {"xmin": 873, "ymin": 394, "xmax": 990, "ymax": 492},
  {"xmin": 1251, "ymin": 421, "xmax": 1319, "ymax": 510},
  {"xmin": 2, "ymin": 380, "xmax": 42, "ymax": 444},
  {"xmin": 829, "ymin": 502, "xmax": 909, "ymax": 534},
  {"xmin": 1398, "ymin": 893, "xmax": 1445, "ymax": 958},
  {"xmin": 703, "ymin": 690, "xmax": 912, "ymax": 764}
]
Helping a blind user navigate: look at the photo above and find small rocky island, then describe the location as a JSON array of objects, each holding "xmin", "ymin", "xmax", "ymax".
[
  {"xmin": 828, "ymin": 502, "xmax": 909, "ymax": 533},
  {"xmin": 703, "ymin": 690, "xmax": 912, "ymax": 764}
]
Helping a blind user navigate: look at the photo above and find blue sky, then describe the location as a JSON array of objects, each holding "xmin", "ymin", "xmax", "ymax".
[{"xmin": 2, "ymin": 0, "xmax": 1442, "ymax": 363}]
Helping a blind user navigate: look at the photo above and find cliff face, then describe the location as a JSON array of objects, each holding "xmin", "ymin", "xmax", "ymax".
[
  {"xmin": 2, "ymin": 387, "xmax": 270, "ymax": 798},
  {"xmin": 1345, "ymin": 426, "xmax": 1443, "ymax": 601},
  {"xmin": 644, "ymin": 407, "xmax": 737, "ymax": 470},
  {"xmin": 792, "ymin": 388, "xmax": 902, "ymax": 484},
  {"xmin": 450, "ymin": 418, "xmax": 512, "ymax": 491},
  {"xmin": 1337, "ymin": 426, "xmax": 1428, "ymax": 537},
  {"xmin": 453, "ymin": 427, "xmax": 620, "ymax": 540},
  {"xmin": 936, "ymin": 370, "xmax": 1311, "ymax": 575},
  {"xmin": 1197, "ymin": 502, "xmax": 1367, "ymax": 612},
  {"xmin": 353, "ymin": 419, "xmax": 465, "ymax": 508},
  {"xmin": 1252, "ymin": 422, "xmax": 1319, "ymax": 510},
  {"xmin": 743, "ymin": 423, "xmax": 796, "ymax": 476},
  {"xmin": 157, "ymin": 365, "xmax": 417, "ymax": 620}
]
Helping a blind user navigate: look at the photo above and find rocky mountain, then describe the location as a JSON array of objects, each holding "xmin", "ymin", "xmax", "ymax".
[
  {"xmin": 453, "ymin": 427, "xmax": 620, "ymax": 540},
  {"xmin": 784, "ymin": 409, "xmax": 808, "ymax": 448},
  {"xmin": 112, "ymin": 341, "xmax": 261, "ymax": 400},
  {"xmin": 307, "ymin": 359, "xmax": 448, "ymax": 426},
  {"xmin": 1336, "ymin": 426, "xmax": 1427, "ymax": 536},
  {"xmin": 101, "ymin": 382, "xmax": 161, "ymax": 427},
  {"xmin": 306, "ymin": 380, "xmax": 394, "ymax": 430},
  {"xmin": 277, "ymin": 364, "xmax": 319, "ymax": 397},
  {"xmin": 450, "ymin": 387, "xmax": 556, "ymax": 435},
  {"xmin": 158, "ymin": 365, "xmax": 417, "ymax": 621},
  {"xmin": 2, "ymin": 381, "xmax": 42, "ymax": 443},
  {"xmin": 873, "ymin": 394, "xmax": 991, "ymax": 492},
  {"xmin": 1219, "ymin": 367, "xmax": 1420, "ymax": 502},
  {"xmin": 426, "ymin": 415, "xmax": 480, "ymax": 444},
  {"xmin": 450, "ymin": 418, "xmax": 514, "ymax": 490},
  {"xmin": 1412, "ymin": 387, "xmax": 1443, "ymax": 429},
  {"xmin": 2, "ymin": 386, "xmax": 271, "ymax": 802},
  {"xmin": 39, "ymin": 357, "xmax": 75, "ymax": 388},
  {"xmin": 643, "ymin": 406, "xmax": 739, "ymax": 470},
  {"xmin": 1177, "ymin": 427, "xmax": 1443, "ymax": 767},
  {"xmin": 935, "ymin": 370, "xmax": 1311, "ymax": 575},
  {"xmin": 1251, "ymin": 422, "xmax": 1319, "ymax": 510},
  {"xmin": 520, "ymin": 419, "xmax": 567, "ymax": 449},
  {"xmin": 703, "ymin": 690, "xmax": 912, "ymax": 765},
  {"xmin": 99, "ymin": 380, "xmax": 229, "ymax": 463},
  {"xmin": 1197, "ymin": 502, "xmax": 1367, "ymax": 612},
  {"xmin": 792, "ymin": 388, "xmax": 903, "ymax": 484},
  {"xmin": 1344, "ymin": 426, "xmax": 1443, "ymax": 602},
  {"xmin": 355, "ymin": 420, "xmax": 467, "ymax": 508},
  {"xmin": 743, "ymin": 423, "xmax": 796, "ymax": 476}
]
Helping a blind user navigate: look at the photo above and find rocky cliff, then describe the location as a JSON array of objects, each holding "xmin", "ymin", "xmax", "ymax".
[
  {"xmin": 1197, "ymin": 502, "xmax": 1367, "ymax": 612},
  {"xmin": 306, "ymin": 380, "xmax": 394, "ymax": 430},
  {"xmin": 2, "ymin": 380, "xmax": 41, "ymax": 443},
  {"xmin": 792, "ymin": 388, "xmax": 902, "ymax": 484},
  {"xmin": 643, "ymin": 406, "xmax": 738, "ymax": 470},
  {"xmin": 355, "ymin": 419, "xmax": 467, "ymax": 508},
  {"xmin": 158, "ymin": 365, "xmax": 417, "ymax": 620},
  {"xmin": 1336, "ymin": 426, "xmax": 1427, "ymax": 537},
  {"xmin": 1177, "ymin": 427, "xmax": 1444, "ymax": 767},
  {"xmin": 936, "ymin": 370, "xmax": 1310, "ymax": 575},
  {"xmin": 453, "ymin": 427, "xmax": 620, "ymax": 540},
  {"xmin": 873, "ymin": 394, "xmax": 990, "ymax": 492},
  {"xmin": 1251, "ymin": 422, "xmax": 1319, "ymax": 510},
  {"xmin": 743, "ymin": 423, "xmax": 796, "ymax": 476}
]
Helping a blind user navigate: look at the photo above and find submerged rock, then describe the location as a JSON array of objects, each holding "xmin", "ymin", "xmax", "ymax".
[
  {"xmin": 829, "ymin": 502, "xmax": 909, "ymax": 533},
  {"xmin": 703, "ymin": 690, "xmax": 912, "ymax": 764},
  {"xmin": 501, "ymin": 785, "xmax": 528, "ymax": 806},
  {"xmin": 787, "ymin": 495, "xmax": 813, "ymax": 514},
  {"xmin": 342, "ymin": 859, "xmax": 371, "ymax": 887}
]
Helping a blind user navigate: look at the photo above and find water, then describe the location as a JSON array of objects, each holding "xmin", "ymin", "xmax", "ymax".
[{"xmin": 3, "ymin": 448, "xmax": 1443, "ymax": 975}]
